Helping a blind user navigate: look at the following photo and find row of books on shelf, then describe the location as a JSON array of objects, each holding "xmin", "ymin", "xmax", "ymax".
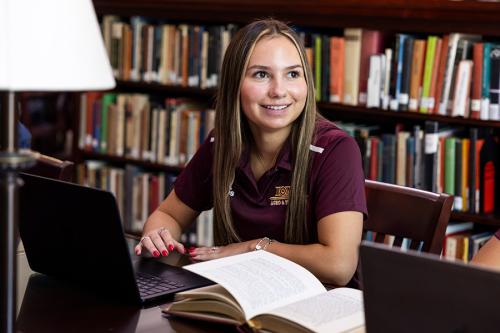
[
  {"xmin": 442, "ymin": 222, "xmax": 494, "ymax": 263},
  {"xmin": 346, "ymin": 32, "xmax": 500, "ymax": 121},
  {"xmin": 366, "ymin": 221, "xmax": 496, "ymax": 264},
  {"xmin": 76, "ymin": 161, "xmax": 214, "ymax": 247},
  {"xmin": 78, "ymin": 93, "xmax": 215, "ymax": 166},
  {"xmin": 100, "ymin": 15, "xmax": 500, "ymax": 121},
  {"xmin": 102, "ymin": 15, "xmax": 237, "ymax": 88},
  {"xmin": 338, "ymin": 120, "xmax": 500, "ymax": 214}
]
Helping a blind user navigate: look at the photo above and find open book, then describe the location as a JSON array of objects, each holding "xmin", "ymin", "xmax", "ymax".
[{"xmin": 163, "ymin": 251, "xmax": 364, "ymax": 333}]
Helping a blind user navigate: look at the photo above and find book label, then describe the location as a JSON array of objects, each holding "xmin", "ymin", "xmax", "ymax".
[
  {"xmin": 471, "ymin": 99, "xmax": 481, "ymax": 112},
  {"xmin": 425, "ymin": 133, "xmax": 439, "ymax": 154}
]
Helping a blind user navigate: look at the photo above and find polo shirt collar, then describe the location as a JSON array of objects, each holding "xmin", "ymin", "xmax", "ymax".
[{"xmin": 238, "ymin": 139, "xmax": 293, "ymax": 172}]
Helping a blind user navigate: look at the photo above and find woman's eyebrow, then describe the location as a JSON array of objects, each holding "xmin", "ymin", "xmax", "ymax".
[{"xmin": 246, "ymin": 64, "xmax": 303, "ymax": 71}]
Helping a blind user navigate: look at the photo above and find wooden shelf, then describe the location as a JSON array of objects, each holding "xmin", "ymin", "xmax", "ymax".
[
  {"xmin": 81, "ymin": 151, "xmax": 184, "ymax": 173},
  {"xmin": 451, "ymin": 212, "xmax": 500, "ymax": 227},
  {"xmin": 93, "ymin": 0, "xmax": 500, "ymax": 36},
  {"xmin": 317, "ymin": 102, "xmax": 500, "ymax": 129},
  {"xmin": 115, "ymin": 80, "xmax": 217, "ymax": 100}
]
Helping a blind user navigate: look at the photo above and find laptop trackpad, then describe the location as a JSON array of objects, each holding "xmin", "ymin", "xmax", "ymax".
[{"xmin": 133, "ymin": 257, "xmax": 212, "ymax": 284}]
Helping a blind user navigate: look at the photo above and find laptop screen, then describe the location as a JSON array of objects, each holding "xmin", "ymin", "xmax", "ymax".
[{"xmin": 360, "ymin": 242, "xmax": 500, "ymax": 333}]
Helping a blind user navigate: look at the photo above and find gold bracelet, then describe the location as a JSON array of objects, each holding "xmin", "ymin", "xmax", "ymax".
[{"xmin": 255, "ymin": 237, "xmax": 273, "ymax": 251}]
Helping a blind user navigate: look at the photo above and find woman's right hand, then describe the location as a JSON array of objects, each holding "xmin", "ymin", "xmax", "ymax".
[{"xmin": 134, "ymin": 227, "xmax": 186, "ymax": 257}]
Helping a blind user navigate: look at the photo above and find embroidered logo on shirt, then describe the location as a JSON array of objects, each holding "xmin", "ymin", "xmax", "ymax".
[{"xmin": 269, "ymin": 186, "xmax": 290, "ymax": 206}]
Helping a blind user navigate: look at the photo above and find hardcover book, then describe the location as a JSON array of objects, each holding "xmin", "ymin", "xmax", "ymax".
[{"xmin": 163, "ymin": 251, "xmax": 364, "ymax": 333}]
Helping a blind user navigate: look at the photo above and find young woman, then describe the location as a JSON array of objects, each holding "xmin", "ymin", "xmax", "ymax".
[{"xmin": 135, "ymin": 19, "xmax": 367, "ymax": 286}]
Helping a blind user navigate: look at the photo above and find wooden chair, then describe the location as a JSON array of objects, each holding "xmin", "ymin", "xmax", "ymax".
[
  {"xmin": 364, "ymin": 179, "xmax": 453, "ymax": 255},
  {"xmin": 24, "ymin": 151, "xmax": 75, "ymax": 182}
]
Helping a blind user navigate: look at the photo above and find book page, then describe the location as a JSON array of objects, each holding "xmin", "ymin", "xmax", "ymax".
[
  {"xmin": 183, "ymin": 251, "xmax": 326, "ymax": 319},
  {"xmin": 260, "ymin": 288, "xmax": 364, "ymax": 333}
]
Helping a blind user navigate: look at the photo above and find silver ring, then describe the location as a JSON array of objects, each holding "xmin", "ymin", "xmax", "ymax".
[
  {"xmin": 211, "ymin": 246, "xmax": 218, "ymax": 254},
  {"xmin": 158, "ymin": 227, "xmax": 167, "ymax": 235},
  {"xmin": 140, "ymin": 236, "xmax": 151, "ymax": 245}
]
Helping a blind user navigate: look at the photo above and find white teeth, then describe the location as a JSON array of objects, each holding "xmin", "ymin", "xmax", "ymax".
[{"xmin": 264, "ymin": 104, "xmax": 288, "ymax": 110}]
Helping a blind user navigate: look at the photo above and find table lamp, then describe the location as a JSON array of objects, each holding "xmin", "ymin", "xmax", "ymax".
[{"xmin": 0, "ymin": 1, "xmax": 115, "ymax": 332}]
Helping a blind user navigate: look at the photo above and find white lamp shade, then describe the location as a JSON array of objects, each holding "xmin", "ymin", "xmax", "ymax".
[{"xmin": 0, "ymin": 0, "xmax": 115, "ymax": 91}]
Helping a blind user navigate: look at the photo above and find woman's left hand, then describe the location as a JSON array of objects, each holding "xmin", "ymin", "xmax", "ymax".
[{"xmin": 189, "ymin": 240, "xmax": 255, "ymax": 261}]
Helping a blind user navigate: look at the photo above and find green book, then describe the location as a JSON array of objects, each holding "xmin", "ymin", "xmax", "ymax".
[
  {"xmin": 100, "ymin": 93, "xmax": 117, "ymax": 154},
  {"xmin": 419, "ymin": 36, "xmax": 438, "ymax": 113},
  {"xmin": 314, "ymin": 35, "xmax": 322, "ymax": 101},
  {"xmin": 444, "ymin": 137, "xmax": 456, "ymax": 195}
]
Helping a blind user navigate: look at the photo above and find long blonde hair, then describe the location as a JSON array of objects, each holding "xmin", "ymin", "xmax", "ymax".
[{"xmin": 213, "ymin": 19, "xmax": 318, "ymax": 245}]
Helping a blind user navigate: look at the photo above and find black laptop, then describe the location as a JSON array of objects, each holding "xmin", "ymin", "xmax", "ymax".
[
  {"xmin": 19, "ymin": 173, "xmax": 213, "ymax": 305},
  {"xmin": 360, "ymin": 241, "xmax": 500, "ymax": 333}
]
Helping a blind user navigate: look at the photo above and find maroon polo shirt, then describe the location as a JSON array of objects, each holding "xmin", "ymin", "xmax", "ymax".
[
  {"xmin": 495, "ymin": 229, "xmax": 500, "ymax": 239},
  {"xmin": 174, "ymin": 118, "xmax": 367, "ymax": 243}
]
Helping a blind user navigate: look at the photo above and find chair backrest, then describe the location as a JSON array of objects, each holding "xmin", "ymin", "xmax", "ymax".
[
  {"xmin": 24, "ymin": 152, "xmax": 75, "ymax": 182},
  {"xmin": 364, "ymin": 179, "xmax": 453, "ymax": 254}
]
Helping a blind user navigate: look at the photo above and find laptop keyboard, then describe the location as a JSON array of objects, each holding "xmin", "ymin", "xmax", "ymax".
[{"xmin": 136, "ymin": 272, "xmax": 185, "ymax": 298}]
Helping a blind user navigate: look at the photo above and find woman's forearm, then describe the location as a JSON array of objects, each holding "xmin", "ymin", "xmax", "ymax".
[{"xmin": 259, "ymin": 241, "xmax": 359, "ymax": 286}]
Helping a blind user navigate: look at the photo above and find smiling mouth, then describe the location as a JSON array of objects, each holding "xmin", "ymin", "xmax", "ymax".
[{"xmin": 262, "ymin": 104, "xmax": 291, "ymax": 110}]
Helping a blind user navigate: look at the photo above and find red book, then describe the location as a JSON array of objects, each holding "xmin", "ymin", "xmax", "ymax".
[
  {"xmin": 470, "ymin": 42, "xmax": 483, "ymax": 119},
  {"xmin": 329, "ymin": 37, "xmax": 344, "ymax": 103},
  {"xmin": 369, "ymin": 137, "xmax": 379, "ymax": 180},
  {"xmin": 358, "ymin": 30, "xmax": 386, "ymax": 105},
  {"xmin": 480, "ymin": 134, "xmax": 499, "ymax": 214},
  {"xmin": 149, "ymin": 175, "xmax": 159, "ymax": 215},
  {"xmin": 432, "ymin": 35, "xmax": 450, "ymax": 114}
]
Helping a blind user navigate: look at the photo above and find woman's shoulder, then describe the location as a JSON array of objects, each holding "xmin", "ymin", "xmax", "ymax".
[{"xmin": 312, "ymin": 118, "xmax": 353, "ymax": 150}]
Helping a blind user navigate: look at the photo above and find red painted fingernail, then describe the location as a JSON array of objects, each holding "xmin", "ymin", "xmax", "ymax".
[
  {"xmin": 168, "ymin": 245, "xmax": 174, "ymax": 251},
  {"xmin": 189, "ymin": 246, "xmax": 195, "ymax": 251},
  {"xmin": 153, "ymin": 251, "xmax": 160, "ymax": 257},
  {"xmin": 162, "ymin": 250, "xmax": 168, "ymax": 256}
]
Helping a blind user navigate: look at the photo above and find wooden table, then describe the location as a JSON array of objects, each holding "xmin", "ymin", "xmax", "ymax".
[{"xmin": 15, "ymin": 242, "xmax": 236, "ymax": 333}]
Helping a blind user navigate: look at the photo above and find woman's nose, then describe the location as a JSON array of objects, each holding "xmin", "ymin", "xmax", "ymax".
[{"xmin": 268, "ymin": 77, "xmax": 287, "ymax": 98}]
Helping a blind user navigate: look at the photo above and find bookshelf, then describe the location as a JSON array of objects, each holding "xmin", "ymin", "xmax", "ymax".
[{"xmin": 75, "ymin": 0, "xmax": 500, "ymax": 235}]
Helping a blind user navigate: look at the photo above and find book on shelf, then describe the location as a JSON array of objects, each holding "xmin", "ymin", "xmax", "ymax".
[
  {"xmin": 408, "ymin": 38, "xmax": 426, "ymax": 112},
  {"xmin": 481, "ymin": 42, "xmax": 492, "ymax": 120},
  {"xmin": 437, "ymin": 33, "xmax": 481, "ymax": 116},
  {"xmin": 419, "ymin": 35, "xmax": 439, "ymax": 113},
  {"xmin": 163, "ymin": 250, "xmax": 364, "ymax": 333},
  {"xmin": 479, "ymin": 132, "xmax": 499, "ymax": 214},
  {"xmin": 329, "ymin": 37, "xmax": 344, "ymax": 103},
  {"xmin": 398, "ymin": 36, "xmax": 415, "ymax": 112},
  {"xmin": 343, "ymin": 28, "xmax": 362, "ymax": 105},
  {"xmin": 489, "ymin": 44, "xmax": 500, "ymax": 120},
  {"xmin": 470, "ymin": 42, "xmax": 484, "ymax": 119},
  {"xmin": 358, "ymin": 30, "xmax": 386, "ymax": 106}
]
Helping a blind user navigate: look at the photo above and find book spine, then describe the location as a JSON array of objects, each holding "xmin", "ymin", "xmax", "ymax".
[
  {"xmin": 488, "ymin": 45, "xmax": 500, "ymax": 120},
  {"xmin": 431, "ymin": 35, "xmax": 448, "ymax": 114},
  {"xmin": 480, "ymin": 43, "xmax": 492, "ymax": 120},
  {"xmin": 454, "ymin": 139, "xmax": 463, "ymax": 211},
  {"xmin": 420, "ymin": 36, "xmax": 437, "ymax": 113},
  {"xmin": 424, "ymin": 121, "xmax": 439, "ymax": 191},
  {"xmin": 358, "ymin": 30, "xmax": 384, "ymax": 105},
  {"xmin": 444, "ymin": 137, "xmax": 456, "ymax": 196},
  {"xmin": 343, "ymin": 28, "xmax": 362, "ymax": 105},
  {"xmin": 470, "ymin": 43, "xmax": 483, "ymax": 119},
  {"xmin": 329, "ymin": 37, "xmax": 345, "ymax": 103},
  {"xmin": 409, "ymin": 39, "xmax": 426, "ymax": 111}
]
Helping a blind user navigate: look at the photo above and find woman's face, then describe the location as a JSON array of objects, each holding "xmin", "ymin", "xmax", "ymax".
[{"xmin": 240, "ymin": 35, "xmax": 307, "ymax": 136}]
